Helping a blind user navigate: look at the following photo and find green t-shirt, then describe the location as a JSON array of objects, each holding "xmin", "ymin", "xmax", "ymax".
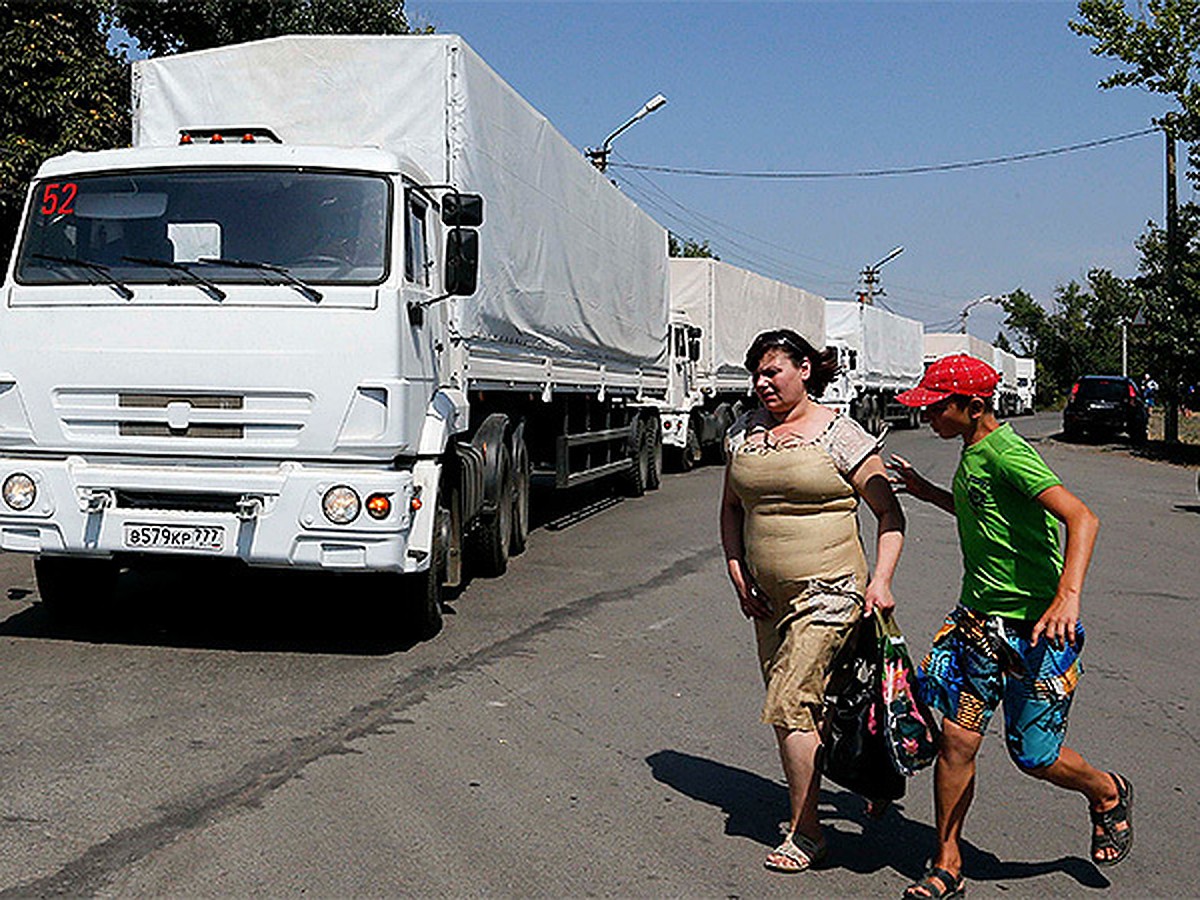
[{"xmin": 953, "ymin": 424, "xmax": 1064, "ymax": 620}]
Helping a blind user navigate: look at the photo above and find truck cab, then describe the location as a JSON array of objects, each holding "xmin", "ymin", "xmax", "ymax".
[{"xmin": 0, "ymin": 135, "xmax": 479, "ymax": 633}]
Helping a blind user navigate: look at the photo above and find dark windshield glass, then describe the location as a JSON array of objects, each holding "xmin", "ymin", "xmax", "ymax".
[
  {"xmin": 15, "ymin": 169, "xmax": 390, "ymax": 286},
  {"xmin": 1076, "ymin": 379, "xmax": 1130, "ymax": 401}
]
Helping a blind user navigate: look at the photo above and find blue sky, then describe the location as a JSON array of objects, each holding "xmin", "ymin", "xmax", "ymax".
[{"xmin": 414, "ymin": 0, "xmax": 1174, "ymax": 344}]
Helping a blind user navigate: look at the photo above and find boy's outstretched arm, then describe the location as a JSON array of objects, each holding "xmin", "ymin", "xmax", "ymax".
[
  {"xmin": 887, "ymin": 454, "xmax": 956, "ymax": 514},
  {"xmin": 1031, "ymin": 484, "xmax": 1100, "ymax": 648}
]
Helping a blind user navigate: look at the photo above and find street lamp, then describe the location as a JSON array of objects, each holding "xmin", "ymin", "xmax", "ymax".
[
  {"xmin": 955, "ymin": 296, "xmax": 1003, "ymax": 336},
  {"xmin": 585, "ymin": 93, "xmax": 668, "ymax": 173},
  {"xmin": 858, "ymin": 246, "xmax": 904, "ymax": 304}
]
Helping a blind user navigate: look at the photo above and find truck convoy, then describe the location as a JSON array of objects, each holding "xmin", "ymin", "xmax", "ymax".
[
  {"xmin": 664, "ymin": 257, "xmax": 824, "ymax": 468},
  {"xmin": 0, "ymin": 35, "xmax": 1035, "ymax": 639},
  {"xmin": 923, "ymin": 333, "xmax": 1030, "ymax": 417},
  {"xmin": 823, "ymin": 301, "xmax": 926, "ymax": 434}
]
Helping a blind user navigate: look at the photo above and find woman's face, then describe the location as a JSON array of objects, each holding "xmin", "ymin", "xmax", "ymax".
[{"xmin": 753, "ymin": 348, "xmax": 810, "ymax": 416}]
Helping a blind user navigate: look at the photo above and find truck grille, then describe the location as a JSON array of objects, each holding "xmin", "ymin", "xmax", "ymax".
[
  {"xmin": 54, "ymin": 389, "xmax": 312, "ymax": 444},
  {"xmin": 114, "ymin": 490, "xmax": 243, "ymax": 513}
]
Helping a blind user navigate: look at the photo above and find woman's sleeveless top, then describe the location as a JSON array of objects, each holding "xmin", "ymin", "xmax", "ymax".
[{"xmin": 727, "ymin": 411, "xmax": 881, "ymax": 601}]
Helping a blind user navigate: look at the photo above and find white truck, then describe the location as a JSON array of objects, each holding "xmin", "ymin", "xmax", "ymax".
[
  {"xmin": 823, "ymin": 301, "xmax": 925, "ymax": 434},
  {"xmin": 1015, "ymin": 356, "xmax": 1036, "ymax": 414},
  {"xmin": 0, "ymin": 35, "xmax": 672, "ymax": 638},
  {"xmin": 924, "ymin": 334, "xmax": 1031, "ymax": 417},
  {"xmin": 664, "ymin": 257, "xmax": 825, "ymax": 467},
  {"xmin": 991, "ymin": 348, "xmax": 1020, "ymax": 418}
]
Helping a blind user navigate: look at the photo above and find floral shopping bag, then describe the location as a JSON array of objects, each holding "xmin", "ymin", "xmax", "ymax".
[{"xmin": 877, "ymin": 611, "xmax": 940, "ymax": 776}]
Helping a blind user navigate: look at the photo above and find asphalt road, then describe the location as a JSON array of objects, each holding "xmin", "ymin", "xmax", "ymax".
[{"xmin": 0, "ymin": 412, "xmax": 1195, "ymax": 898}]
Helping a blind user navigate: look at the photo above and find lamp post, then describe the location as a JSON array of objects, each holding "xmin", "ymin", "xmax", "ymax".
[
  {"xmin": 958, "ymin": 293, "xmax": 1009, "ymax": 334},
  {"xmin": 857, "ymin": 245, "xmax": 904, "ymax": 304},
  {"xmin": 585, "ymin": 93, "xmax": 668, "ymax": 173}
]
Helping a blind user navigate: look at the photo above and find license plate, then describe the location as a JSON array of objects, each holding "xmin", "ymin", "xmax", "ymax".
[{"xmin": 123, "ymin": 523, "xmax": 225, "ymax": 552}]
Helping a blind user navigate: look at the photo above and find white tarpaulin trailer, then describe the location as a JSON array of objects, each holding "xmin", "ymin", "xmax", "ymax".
[
  {"xmin": 133, "ymin": 35, "xmax": 669, "ymax": 373},
  {"xmin": 668, "ymin": 257, "xmax": 825, "ymax": 390},
  {"xmin": 825, "ymin": 302, "xmax": 924, "ymax": 390},
  {"xmin": 924, "ymin": 332, "xmax": 996, "ymax": 367}
]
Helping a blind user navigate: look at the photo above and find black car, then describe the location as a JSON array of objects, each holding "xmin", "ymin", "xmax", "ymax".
[{"xmin": 1062, "ymin": 375, "xmax": 1148, "ymax": 443}]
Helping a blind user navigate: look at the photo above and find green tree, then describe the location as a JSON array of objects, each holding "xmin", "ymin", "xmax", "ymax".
[
  {"xmin": 1001, "ymin": 273, "xmax": 1142, "ymax": 406},
  {"xmin": 1071, "ymin": 0, "xmax": 1200, "ymax": 183},
  {"xmin": 111, "ymin": 0, "xmax": 413, "ymax": 57},
  {"xmin": 0, "ymin": 0, "xmax": 127, "ymax": 264},
  {"xmin": 1133, "ymin": 201, "xmax": 1200, "ymax": 387},
  {"xmin": 1071, "ymin": 0, "xmax": 1200, "ymax": 439},
  {"xmin": 667, "ymin": 232, "xmax": 718, "ymax": 259}
]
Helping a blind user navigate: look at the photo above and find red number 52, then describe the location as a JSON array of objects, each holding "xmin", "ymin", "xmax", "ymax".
[{"xmin": 40, "ymin": 182, "xmax": 77, "ymax": 215}]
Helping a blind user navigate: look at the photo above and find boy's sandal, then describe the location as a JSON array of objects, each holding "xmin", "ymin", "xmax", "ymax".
[
  {"xmin": 902, "ymin": 867, "xmax": 965, "ymax": 898},
  {"xmin": 763, "ymin": 832, "xmax": 827, "ymax": 873},
  {"xmin": 1090, "ymin": 772, "xmax": 1133, "ymax": 868}
]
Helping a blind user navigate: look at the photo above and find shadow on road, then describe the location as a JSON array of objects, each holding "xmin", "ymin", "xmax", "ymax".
[
  {"xmin": 0, "ymin": 563, "xmax": 459, "ymax": 656},
  {"xmin": 646, "ymin": 749, "xmax": 1109, "ymax": 889}
]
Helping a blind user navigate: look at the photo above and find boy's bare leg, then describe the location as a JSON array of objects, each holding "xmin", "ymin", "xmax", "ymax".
[
  {"xmin": 1022, "ymin": 745, "xmax": 1126, "ymax": 862},
  {"xmin": 911, "ymin": 720, "xmax": 983, "ymax": 896}
]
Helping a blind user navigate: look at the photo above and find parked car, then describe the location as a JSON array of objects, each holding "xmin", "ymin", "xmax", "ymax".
[{"xmin": 1062, "ymin": 375, "xmax": 1148, "ymax": 443}]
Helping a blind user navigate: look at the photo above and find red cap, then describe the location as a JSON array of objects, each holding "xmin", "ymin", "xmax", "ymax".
[{"xmin": 897, "ymin": 354, "xmax": 1000, "ymax": 407}]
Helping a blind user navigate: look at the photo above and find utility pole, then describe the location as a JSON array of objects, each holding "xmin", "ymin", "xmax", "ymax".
[{"xmin": 1163, "ymin": 114, "xmax": 1180, "ymax": 443}]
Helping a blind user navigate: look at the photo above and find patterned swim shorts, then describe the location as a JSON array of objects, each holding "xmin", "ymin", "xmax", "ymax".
[{"xmin": 917, "ymin": 606, "xmax": 1084, "ymax": 770}]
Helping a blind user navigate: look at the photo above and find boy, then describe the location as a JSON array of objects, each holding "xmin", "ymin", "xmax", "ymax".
[{"xmin": 887, "ymin": 354, "xmax": 1131, "ymax": 899}]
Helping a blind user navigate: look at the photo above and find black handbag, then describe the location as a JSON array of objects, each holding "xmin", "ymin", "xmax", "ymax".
[{"xmin": 818, "ymin": 612, "xmax": 906, "ymax": 803}]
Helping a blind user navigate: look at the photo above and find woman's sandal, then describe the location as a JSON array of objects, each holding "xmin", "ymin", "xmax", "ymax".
[
  {"xmin": 902, "ymin": 866, "xmax": 965, "ymax": 898},
  {"xmin": 763, "ymin": 831, "xmax": 827, "ymax": 873},
  {"xmin": 1090, "ymin": 772, "xmax": 1133, "ymax": 868}
]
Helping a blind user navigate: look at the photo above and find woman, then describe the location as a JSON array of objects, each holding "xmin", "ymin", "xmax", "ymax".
[{"xmin": 719, "ymin": 328, "xmax": 905, "ymax": 873}]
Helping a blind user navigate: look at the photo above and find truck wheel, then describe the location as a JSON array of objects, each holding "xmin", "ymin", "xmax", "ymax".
[
  {"xmin": 707, "ymin": 404, "xmax": 735, "ymax": 464},
  {"xmin": 622, "ymin": 419, "xmax": 648, "ymax": 497},
  {"xmin": 35, "ymin": 556, "xmax": 119, "ymax": 623},
  {"xmin": 471, "ymin": 441, "xmax": 513, "ymax": 577},
  {"xmin": 682, "ymin": 421, "xmax": 702, "ymax": 471},
  {"xmin": 509, "ymin": 425, "xmax": 531, "ymax": 556},
  {"xmin": 645, "ymin": 416, "xmax": 663, "ymax": 490}
]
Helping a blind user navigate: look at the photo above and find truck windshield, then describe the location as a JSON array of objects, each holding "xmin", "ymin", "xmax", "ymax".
[{"xmin": 14, "ymin": 169, "xmax": 390, "ymax": 287}]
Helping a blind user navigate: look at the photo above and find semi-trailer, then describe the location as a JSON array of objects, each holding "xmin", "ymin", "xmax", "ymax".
[
  {"xmin": 0, "ymin": 35, "xmax": 673, "ymax": 638},
  {"xmin": 663, "ymin": 257, "xmax": 825, "ymax": 467},
  {"xmin": 822, "ymin": 301, "xmax": 926, "ymax": 434}
]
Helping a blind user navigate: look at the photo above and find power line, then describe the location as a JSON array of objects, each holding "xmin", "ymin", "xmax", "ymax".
[{"xmin": 609, "ymin": 127, "xmax": 1158, "ymax": 180}]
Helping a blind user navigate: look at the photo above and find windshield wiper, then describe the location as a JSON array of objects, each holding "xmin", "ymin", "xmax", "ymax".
[
  {"xmin": 197, "ymin": 257, "xmax": 323, "ymax": 304},
  {"xmin": 31, "ymin": 253, "xmax": 135, "ymax": 300},
  {"xmin": 122, "ymin": 256, "xmax": 227, "ymax": 302}
]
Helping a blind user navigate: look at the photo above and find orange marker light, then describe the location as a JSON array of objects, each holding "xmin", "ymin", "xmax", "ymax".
[
  {"xmin": 410, "ymin": 496, "xmax": 423, "ymax": 512},
  {"xmin": 367, "ymin": 493, "xmax": 391, "ymax": 520}
]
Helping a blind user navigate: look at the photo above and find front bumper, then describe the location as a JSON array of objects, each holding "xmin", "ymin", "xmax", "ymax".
[{"xmin": 0, "ymin": 455, "xmax": 420, "ymax": 572}]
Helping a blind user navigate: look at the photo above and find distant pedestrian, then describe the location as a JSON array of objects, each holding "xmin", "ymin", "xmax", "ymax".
[
  {"xmin": 720, "ymin": 329, "xmax": 905, "ymax": 874},
  {"xmin": 1142, "ymin": 374, "xmax": 1157, "ymax": 409},
  {"xmin": 887, "ymin": 355, "xmax": 1132, "ymax": 899}
]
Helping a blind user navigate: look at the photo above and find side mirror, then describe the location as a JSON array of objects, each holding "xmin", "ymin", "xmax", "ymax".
[
  {"xmin": 442, "ymin": 193, "xmax": 483, "ymax": 228},
  {"xmin": 688, "ymin": 327, "xmax": 702, "ymax": 362},
  {"xmin": 444, "ymin": 228, "xmax": 479, "ymax": 296}
]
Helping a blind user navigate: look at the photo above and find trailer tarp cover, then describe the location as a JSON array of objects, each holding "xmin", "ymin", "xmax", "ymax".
[
  {"xmin": 825, "ymin": 302, "xmax": 924, "ymax": 388},
  {"xmin": 924, "ymin": 332, "xmax": 995, "ymax": 367},
  {"xmin": 668, "ymin": 258, "xmax": 825, "ymax": 377},
  {"xmin": 133, "ymin": 35, "xmax": 668, "ymax": 369}
]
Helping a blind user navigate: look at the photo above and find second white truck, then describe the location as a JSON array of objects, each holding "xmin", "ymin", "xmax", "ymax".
[{"xmin": 663, "ymin": 257, "xmax": 825, "ymax": 467}]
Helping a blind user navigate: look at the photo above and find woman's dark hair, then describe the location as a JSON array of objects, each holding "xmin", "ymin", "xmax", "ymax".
[{"xmin": 744, "ymin": 328, "xmax": 839, "ymax": 397}]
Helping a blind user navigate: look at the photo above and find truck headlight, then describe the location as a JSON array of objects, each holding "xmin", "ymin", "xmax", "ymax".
[
  {"xmin": 2, "ymin": 473, "xmax": 36, "ymax": 511},
  {"xmin": 322, "ymin": 485, "xmax": 360, "ymax": 524}
]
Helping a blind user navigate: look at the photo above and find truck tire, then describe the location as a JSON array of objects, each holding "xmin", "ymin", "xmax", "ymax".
[
  {"xmin": 679, "ymin": 420, "xmax": 702, "ymax": 472},
  {"xmin": 509, "ymin": 424, "xmax": 531, "ymax": 556},
  {"xmin": 622, "ymin": 419, "xmax": 648, "ymax": 497},
  {"xmin": 388, "ymin": 473, "xmax": 449, "ymax": 643},
  {"xmin": 707, "ymin": 403, "xmax": 735, "ymax": 464},
  {"xmin": 35, "ymin": 556, "xmax": 119, "ymax": 624},
  {"xmin": 471, "ymin": 441, "xmax": 513, "ymax": 577},
  {"xmin": 645, "ymin": 416, "xmax": 663, "ymax": 490}
]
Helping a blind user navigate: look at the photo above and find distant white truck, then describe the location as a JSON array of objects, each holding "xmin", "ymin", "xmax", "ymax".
[
  {"xmin": 924, "ymin": 334, "xmax": 1030, "ymax": 417},
  {"xmin": 993, "ymin": 348, "xmax": 1020, "ymax": 417},
  {"xmin": 823, "ymin": 301, "xmax": 925, "ymax": 434},
  {"xmin": 0, "ymin": 35, "xmax": 673, "ymax": 637},
  {"xmin": 1015, "ymin": 356, "xmax": 1036, "ymax": 414},
  {"xmin": 664, "ymin": 258, "xmax": 825, "ymax": 467}
]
